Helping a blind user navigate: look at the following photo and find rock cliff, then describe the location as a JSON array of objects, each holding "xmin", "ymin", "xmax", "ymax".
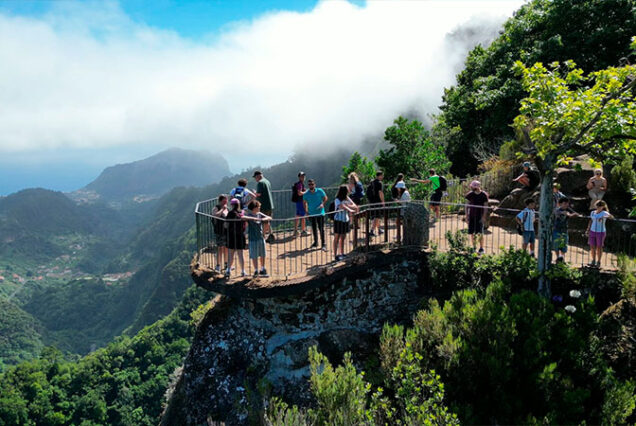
[{"xmin": 162, "ymin": 249, "xmax": 429, "ymax": 425}]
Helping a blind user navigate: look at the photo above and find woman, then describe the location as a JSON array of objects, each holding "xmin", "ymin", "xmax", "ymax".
[
  {"xmin": 211, "ymin": 194, "xmax": 229, "ymax": 272},
  {"xmin": 333, "ymin": 185, "xmax": 359, "ymax": 262},
  {"xmin": 391, "ymin": 173, "xmax": 405, "ymax": 201},
  {"xmin": 225, "ymin": 198, "xmax": 247, "ymax": 277},
  {"xmin": 586, "ymin": 200, "xmax": 613, "ymax": 268},
  {"xmin": 347, "ymin": 172, "xmax": 365, "ymax": 206},
  {"xmin": 586, "ymin": 168, "xmax": 607, "ymax": 210}
]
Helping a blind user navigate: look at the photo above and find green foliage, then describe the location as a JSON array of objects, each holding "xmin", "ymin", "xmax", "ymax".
[
  {"xmin": 435, "ymin": 0, "xmax": 636, "ymax": 175},
  {"xmin": 341, "ymin": 152, "xmax": 376, "ymax": 184},
  {"xmin": 0, "ymin": 285, "xmax": 210, "ymax": 425},
  {"xmin": 378, "ymin": 276, "xmax": 635, "ymax": 424},
  {"xmin": 0, "ymin": 299, "xmax": 43, "ymax": 371},
  {"xmin": 610, "ymin": 154, "xmax": 636, "ymax": 193},
  {"xmin": 616, "ymin": 255, "xmax": 636, "ymax": 302},
  {"xmin": 376, "ymin": 116, "xmax": 450, "ymax": 182}
]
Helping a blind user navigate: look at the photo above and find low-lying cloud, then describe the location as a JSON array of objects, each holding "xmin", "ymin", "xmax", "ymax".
[{"xmin": 0, "ymin": 0, "xmax": 523, "ymax": 165}]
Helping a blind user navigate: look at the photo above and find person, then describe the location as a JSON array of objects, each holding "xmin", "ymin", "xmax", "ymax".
[
  {"xmin": 229, "ymin": 178, "xmax": 256, "ymax": 209},
  {"xmin": 411, "ymin": 169, "xmax": 444, "ymax": 221},
  {"xmin": 211, "ymin": 194, "xmax": 229, "ymax": 272},
  {"xmin": 465, "ymin": 180, "xmax": 489, "ymax": 254},
  {"xmin": 292, "ymin": 171, "xmax": 308, "ymax": 237},
  {"xmin": 333, "ymin": 185, "xmax": 358, "ymax": 261},
  {"xmin": 553, "ymin": 197, "xmax": 579, "ymax": 262},
  {"xmin": 586, "ymin": 200, "xmax": 613, "ymax": 267},
  {"xmin": 368, "ymin": 171, "xmax": 385, "ymax": 236},
  {"xmin": 516, "ymin": 198, "xmax": 537, "ymax": 256},
  {"xmin": 253, "ymin": 171, "xmax": 275, "ymax": 243},
  {"xmin": 586, "ymin": 168, "xmax": 607, "ymax": 210},
  {"xmin": 347, "ymin": 172, "xmax": 365, "ymax": 206},
  {"xmin": 303, "ymin": 179, "xmax": 328, "ymax": 250},
  {"xmin": 513, "ymin": 162, "xmax": 540, "ymax": 190},
  {"xmin": 391, "ymin": 173, "xmax": 406, "ymax": 201},
  {"xmin": 225, "ymin": 198, "xmax": 247, "ymax": 277},
  {"xmin": 552, "ymin": 183, "xmax": 565, "ymax": 207},
  {"xmin": 244, "ymin": 200, "xmax": 271, "ymax": 277}
]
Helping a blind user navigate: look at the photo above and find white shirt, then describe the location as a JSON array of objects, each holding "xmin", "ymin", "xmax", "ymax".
[
  {"xmin": 334, "ymin": 198, "xmax": 352, "ymax": 222},
  {"xmin": 590, "ymin": 210, "xmax": 610, "ymax": 233},
  {"xmin": 400, "ymin": 190, "xmax": 411, "ymax": 202},
  {"xmin": 516, "ymin": 208, "xmax": 535, "ymax": 231}
]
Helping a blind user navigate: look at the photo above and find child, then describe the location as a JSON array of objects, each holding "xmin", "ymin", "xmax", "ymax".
[
  {"xmin": 586, "ymin": 200, "xmax": 613, "ymax": 267},
  {"xmin": 244, "ymin": 200, "xmax": 271, "ymax": 277},
  {"xmin": 225, "ymin": 198, "xmax": 247, "ymax": 277},
  {"xmin": 516, "ymin": 198, "xmax": 536, "ymax": 256},
  {"xmin": 553, "ymin": 197, "xmax": 579, "ymax": 262},
  {"xmin": 552, "ymin": 183, "xmax": 565, "ymax": 207},
  {"xmin": 229, "ymin": 178, "xmax": 256, "ymax": 209},
  {"xmin": 333, "ymin": 185, "xmax": 359, "ymax": 261}
]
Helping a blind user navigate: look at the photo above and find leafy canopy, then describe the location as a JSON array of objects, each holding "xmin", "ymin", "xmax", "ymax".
[
  {"xmin": 513, "ymin": 49, "xmax": 636, "ymax": 164},
  {"xmin": 376, "ymin": 116, "xmax": 450, "ymax": 181},
  {"xmin": 341, "ymin": 151, "xmax": 376, "ymax": 184}
]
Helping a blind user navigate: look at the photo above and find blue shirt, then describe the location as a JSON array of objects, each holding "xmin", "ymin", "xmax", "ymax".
[
  {"xmin": 304, "ymin": 188, "xmax": 326, "ymax": 215},
  {"xmin": 516, "ymin": 208, "xmax": 535, "ymax": 231}
]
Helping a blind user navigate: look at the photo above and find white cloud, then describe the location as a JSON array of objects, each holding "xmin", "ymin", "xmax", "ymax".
[{"xmin": 0, "ymin": 0, "xmax": 523, "ymax": 163}]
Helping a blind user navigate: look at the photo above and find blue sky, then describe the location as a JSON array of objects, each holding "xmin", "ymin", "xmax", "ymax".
[{"xmin": 0, "ymin": 0, "xmax": 522, "ymax": 195}]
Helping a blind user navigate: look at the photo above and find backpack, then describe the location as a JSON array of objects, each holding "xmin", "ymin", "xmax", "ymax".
[
  {"xmin": 233, "ymin": 187, "xmax": 248, "ymax": 208},
  {"xmin": 366, "ymin": 182, "xmax": 376, "ymax": 203},
  {"xmin": 516, "ymin": 211, "xmax": 528, "ymax": 236},
  {"xmin": 438, "ymin": 175, "xmax": 448, "ymax": 191},
  {"xmin": 291, "ymin": 183, "xmax": 300, "ymax": 203},
  {"xmin": 391, "ymin": 185, "xmax": 400, "ymax": 200}
]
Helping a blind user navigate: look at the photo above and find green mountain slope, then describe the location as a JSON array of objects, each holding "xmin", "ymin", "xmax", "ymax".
[{"xmin": 0, "ymin": 299, "xmax": 43, "ymax": 371}]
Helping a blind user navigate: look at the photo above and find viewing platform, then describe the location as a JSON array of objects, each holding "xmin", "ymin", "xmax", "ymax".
[{"xmin": 193, "ymin": 188, "xmax": 636, "ymax": 298}]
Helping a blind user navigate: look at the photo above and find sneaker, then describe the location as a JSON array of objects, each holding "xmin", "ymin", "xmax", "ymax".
[
  {"xmin": 587, "ymin": 261, "xmax": 596, "ymax": 267},
  {"xmin": 224, "ymin": 269, "xmax": 231, "ymax": 278},
  {"xmin": 478, "ymin": 248, "xmax": 485, "ymax": 255},
  {"xmin": 266, "ymin": 234, "xmax": 276, "ymax": 243},
  {"xmin": 240, "ymin": 270, "xmax": 247, "ymax": 277},
  {"xmin": 310, "ymin": 242, "xmax": 318, "ymax": 248},
  {"xmin": 378, "ymin": 229, "xmax": 384, "ymax": 235},
  {"xmin": 253, "ymin": 270, "xmax": 259, "ymax": 278},
  {"xmin": 529, "ymin": 251, "xmax": 535, "ymax": 257},
  {"xmin": 259, "ymin": 268, "xmax": 269, "ymax": 277},
  {"xmin": 556, "ymin": 256, "xmax": 564, "ymax": 263},
  {"xmin": 215, "ymin": 265, "xmax": 221, "ymax": 272},
  {"xmin": 301, "ymin": 230, "xmax": 309, "ymax": 236},
  {"xmin": 321, "ymin": 245, "xmax": 327, "ymax": 252},
  {"xmin": 369, "ymin": 231, "xmax": 376, "ymax": 237}
]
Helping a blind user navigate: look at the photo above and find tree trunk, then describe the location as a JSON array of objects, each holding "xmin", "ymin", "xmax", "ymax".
[{"xmin": 537, "ymin": 158, "xmax": 555, "ymax": 298}]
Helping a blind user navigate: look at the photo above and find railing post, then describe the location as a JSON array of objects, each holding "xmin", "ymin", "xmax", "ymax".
[
  {"xmin": 384, "ymin": 207, "xmax": 389, "ymax": 243},
  {"xmin": 353, "ymin": 212, "xmax": 358, "ymax": 250},
  {"xmin": 396, "ymin": 207, "xmax": 402, "ymax": 245},
  {"xmin": 365, "ymin": 210, "xmax": 370, "ymax": 252}
]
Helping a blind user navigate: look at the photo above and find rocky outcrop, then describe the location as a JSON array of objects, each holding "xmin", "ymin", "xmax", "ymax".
[{"xmin": 163, "ymin": 249, "xmax": 429, "ymax": 425}]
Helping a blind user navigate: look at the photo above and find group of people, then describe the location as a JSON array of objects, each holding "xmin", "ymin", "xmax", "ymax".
[{"xmin": 513, "ymin": 163, "xmax": 614, "ymax": 267}]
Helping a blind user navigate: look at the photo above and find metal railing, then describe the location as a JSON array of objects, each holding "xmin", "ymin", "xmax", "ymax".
[{"xmin": 195, "ymin": 192, "xmax": 636, "ymax": 280}]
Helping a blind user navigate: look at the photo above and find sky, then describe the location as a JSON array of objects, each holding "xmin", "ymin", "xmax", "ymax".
[{"xmin": 0, "ymin": 0, "xmax": 524, "ymax": 195}]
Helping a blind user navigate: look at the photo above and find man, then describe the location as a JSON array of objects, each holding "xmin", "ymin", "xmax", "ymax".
[
  {"xmin": 253, "ymin": 170, "xmax": 275, "ymax": 243},
  {"xmin": 513, "ymin": 162, "xmax": 540, "ymax": 190},
  {"xmin": 229, "ymin": 178, "xmax": 256, "ymax": 209},
  {"xmin": 293, "ymin": 171, "xmax": 308, "ymax": 237},
  {"xmin": 465, "ymin": 180, "xmax": 489, "ymax": 254},
  {"xmin": 303, "ymin": 178, "xmax": 328, "ymax": 250},
  {"xmin": 369, "ymin": 171, "xmax": 385, "ymax": 236},
  {"xmin": 410, "ymin": 169, "xmax": 444, "ymax": 221}
]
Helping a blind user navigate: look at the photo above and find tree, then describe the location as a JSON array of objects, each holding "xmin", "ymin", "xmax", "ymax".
[
  {"xmin": 341, "ymin": 151, "xmax": 376, "ymax": 184},
  {"xmin": 513, "ymin": 39, "xmax": 636, "ymax": 297},
  {"xmin": 377, "ymin": 116, "xmax": 450, "ymax": 181},
  {"xmin": 435, "ymin": 0, "xmax": 636, "ymax": 176}
]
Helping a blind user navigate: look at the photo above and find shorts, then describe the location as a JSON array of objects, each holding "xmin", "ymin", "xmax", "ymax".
[
  {"xmin": 588, "ymin": 231, "xmax": 606, "ymax": 247},
  {"xmin": 227, "ymin": 234, "xmax": 246, "ymax": 250},
  {"xmin": 248, "ymin": 238, "xmax": 266, "ymax": 259},
  {"xmin": 553, "ymin": 231, "xmax": 568, "ymax": 252},
  {"xmin": 215, "ymin": 232, "xmax": 227, "ymax": 247},
  {"xmin": 430, "ymin": 191, "xmax": 443, "ymax": 205},
  {"xmin": 467, "ymin": 216, "xmax": 484, "ymax": 234},
  {"xmin": 370, "ymin": 208, "xmax": 384, "ymax": 219},
  {"xmin": 523, "ymin": 230, "xmax": 536, "ymax": 245},
  {"xmin": 295, "ymin": 202, "xmax": 306, "ymax": 216},
  {"xmin": 261, "ymin": 209, "xmax": 272, "ymax": 217},
  {"xmin": 334, "ymin": 220, "xmax": 350, "ymax": 235},
  {"xmin": 351, "ymin": 196, "xmax": 362, "ymax": 206}
]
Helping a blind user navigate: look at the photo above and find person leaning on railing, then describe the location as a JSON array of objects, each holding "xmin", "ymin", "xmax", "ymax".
[
  {"xmin": 333, "ymin": 185, "xmax": 359, "ymax": 261},
  {"xmin": 253, "ymin": 170, "xmax": 276, "ymax": 243},
  {"xmin": 211, "ymin": 194, "xmax": 229, "ymax": 272}
]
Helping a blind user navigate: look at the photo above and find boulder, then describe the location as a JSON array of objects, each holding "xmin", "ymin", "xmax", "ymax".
[{"xmin": 497, "ymin": 188, "xmax": 539, "ymax": 214}]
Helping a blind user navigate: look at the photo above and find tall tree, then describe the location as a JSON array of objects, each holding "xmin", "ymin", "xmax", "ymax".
[
  {"xmin": 513, "ymin": 41, "xmax": 636, "ymax": 297},
  {"xmin": 377, "ymin": 116, "xmax": 450, "ymax": 181},
  {"xmin": 436, "ymin": 0, "xmax": 636, "ymax": 176},
  {"xmin": 341, "ymin": 151, "xmax": 376, "ymax": 184}
]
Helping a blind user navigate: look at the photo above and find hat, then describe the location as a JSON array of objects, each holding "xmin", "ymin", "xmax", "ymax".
[
  {"xmin": 298, "ymin": 171, "xmax": 306, "ymax": 176},
  {"xmin": 470, "ymin": 180, "xmax": 481, "ymax": 189},
  {"xmin": 252, "ymin": 170, "xmax": 262, "ymax": 177},
  {"xmin": 395, "ymin": 181, "xmax": 406, "ymax": 189},
  {"xmin": 523, "ymin": 162, "xmax": 531, "ymax": 167},
  {"xmin": 230, "ymin": 198, "xmax": 240, "ymax": 205}
]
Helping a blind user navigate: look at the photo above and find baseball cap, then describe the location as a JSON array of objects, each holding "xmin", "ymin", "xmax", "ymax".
[
  {"xmin": 298, "ymin": 171, "xmax": 306, "ymax": 176},
  {"xmin": 252, "ymin": 170, "xmax": 262, "ymax": 177},
  {"xmin": 523, "ymin": 162, "xmax": 531, "ymax": 167}
]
